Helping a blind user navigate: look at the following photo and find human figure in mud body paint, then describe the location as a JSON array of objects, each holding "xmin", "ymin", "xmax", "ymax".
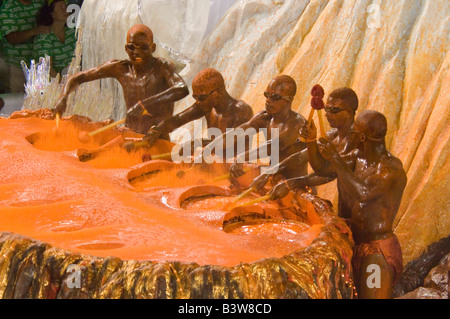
[
  {"xmin": 269, "ymin": 88, "xmax": 360, "ymax": 212},
  {"xmin": 316, "ymin": 110, "xmax": 406, "ymax": 299},
  {"xmin": 54, "ymin": 24, "xmax": 189, "ymax": 137},
  {"xmin": 139, "ymin": 68, "xmax": 253, "ymax": 150},
  {"xmin": 223, "ymin": 75, "xmax": 308, "ymax": 183}
]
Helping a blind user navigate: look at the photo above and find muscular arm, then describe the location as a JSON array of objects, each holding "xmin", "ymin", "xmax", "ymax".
[
  {"xmin": 55, "ymin": 60, "xmax": 122, "ymax": 114},
  {"xmin": 198, "ymin": 112, "xmax": 266, "ymax": 163},
  {"xmin": 269, "ymin": 172, "xmax": 336, "ymax": 199},
  {"xmin": 139, "ymin": 62, "xmax": 189, "ymax": 114},
  {"xmin": 156, "ymin": 104, "xmax": 204, "ymax": 136},
  {"xmin": 288, "ymin": 173, "xmax": 336, "ymax": 189},
  {"xmin": 307, "ymin": 129, "xmax": 340, "ymax": 176},
  {"xmin": 328, "ymin": 153, "xmax": 394, "ymax": 203}
]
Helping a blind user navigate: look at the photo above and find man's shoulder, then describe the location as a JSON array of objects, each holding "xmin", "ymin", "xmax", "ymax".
[
  {"xmin": 288, "ymin": 110, "xmax": 307, "ymax": 126},
  {"xmin": 154, "ymin": 57, "xmax": 176, "ymax": 71},
  {"xmin": 104, "ymin": 59, "xmax": 131, "ymax": 68},
  {"xmin": 379, "ymin": 153, "xmax": 405, "ymax": 173},
  {"xmin": 235, "ymin": 100, "xmax": 254, "ymax": 116}
]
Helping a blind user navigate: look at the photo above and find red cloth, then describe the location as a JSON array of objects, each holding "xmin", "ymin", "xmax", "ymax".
[{"xmin": 352, "ymin": 234, "xmax": 403, "ymax": 284}]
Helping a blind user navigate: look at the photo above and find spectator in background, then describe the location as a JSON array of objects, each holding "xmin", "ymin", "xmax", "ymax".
[
  {"xmin": 34, "ymin": 0, "xmax": 76, "ymax": 78},
  {"xmin": 0, "ymin": 0, "xmax": 49, "ymax": 93}
]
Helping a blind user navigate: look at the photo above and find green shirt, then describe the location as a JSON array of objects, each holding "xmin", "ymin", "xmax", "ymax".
[
  {"xmin": 0, "ymin": 0, "xmax": 44, "ymax": 68},
  {"xmin": 34, "ymin": 27, "xmax": 76, "ymax": 73}
]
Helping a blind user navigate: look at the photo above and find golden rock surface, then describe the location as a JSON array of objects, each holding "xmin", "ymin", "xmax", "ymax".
[
  {"xmin": 0, "ymin": 193, "xmax": 353, "ymax": 299},
  {"xmin": 174, "ymin": 0, "xmax": 450, "ymax": 265}
]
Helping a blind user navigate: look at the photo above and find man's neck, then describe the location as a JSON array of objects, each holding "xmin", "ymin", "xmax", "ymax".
[
  {"xmin": 132, "ymin": 57, "xmax": 157, "ymax": 75},
  {"xmin": 272, "ymin": 107, "xmax": 291, "ymax": 124},
  {"xmin": 336, "ymin": 121, "xmax": 353, "ymax": 139},
  {"xmin": 364, "ymin": 142, "xmax": 386, "ymax": 165},
  {"xmin": 214, "ymin": 92, "xmax": 233, "ymax": 114}
]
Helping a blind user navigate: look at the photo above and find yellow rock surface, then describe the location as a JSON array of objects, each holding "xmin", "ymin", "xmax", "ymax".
[{"xmin": 175, "ymin": 0, "xmax": 449, "ymax": 264}]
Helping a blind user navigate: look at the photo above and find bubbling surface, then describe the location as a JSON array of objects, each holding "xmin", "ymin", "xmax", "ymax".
[{"xmin": 0, "ymin": 117, "xmax": 322, "ymax": 267}]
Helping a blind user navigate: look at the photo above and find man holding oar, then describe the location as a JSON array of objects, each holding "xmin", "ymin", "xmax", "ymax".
[
  {"xmin": 269, "ymin": 87, "xmax": 360, "ymax": 221},
  {"xmin": 53, "ymin": 24, "xmax": 189, "ymax": 158},
  {"xmin": 316, "ymin": 110, "xmax": 406, "ymax": 299},
  {"xmin": 128, "ymin": 68, "xmax": 253, "ymax": 152},
  {"xmin": 221, "ymin": 75, "xmax": 308, "ymax": 192}
]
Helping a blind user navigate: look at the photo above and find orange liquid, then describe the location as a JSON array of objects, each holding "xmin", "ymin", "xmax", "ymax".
[{"xmin": 0, "ymin": 117, "xmax": 321, "ymax": 266}]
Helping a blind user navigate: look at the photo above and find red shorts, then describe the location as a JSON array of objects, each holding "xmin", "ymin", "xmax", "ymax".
[{"xmin": 352, "ymin": 234, "xmax": 403, "ymax": 284}]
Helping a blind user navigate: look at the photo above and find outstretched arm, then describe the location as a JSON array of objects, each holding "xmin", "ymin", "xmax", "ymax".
[
  {"xmin": 54, "ymin": 60, "xmax": 121, "ymax": 115},
  {"xmin": 270, "ymin": 173, "xmax": 336, "ymax": 199},
  {"xmin": 250, "ymin": 149, "xmax": 308, "ymax": 190},
  {"xmin": 142, "ymin": 104, "xmax": 204, "ymax": 147}
]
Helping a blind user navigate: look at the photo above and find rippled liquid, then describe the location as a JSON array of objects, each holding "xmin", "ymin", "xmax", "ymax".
[{"xmin": 0, "ymin": 117, "xmax": 322, "ymax": 266}]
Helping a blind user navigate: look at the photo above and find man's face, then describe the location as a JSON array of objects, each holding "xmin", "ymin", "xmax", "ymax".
[
  {"xmin": 192, "ymin": 82, "xmax": 219, "ymax": 112},
  {"xmin": 324, "ymin": 97, "xmax": 353, "ymax": 128},
  {"xmin": 125, "ymin": 32, "xmax": 155, "ymax": 66},
  {"xmin": 264, "ymin": 80, "xmax": 292, "ymax": 115}
]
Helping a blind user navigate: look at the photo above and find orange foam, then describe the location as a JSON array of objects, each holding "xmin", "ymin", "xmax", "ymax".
[{"xmin": 0, "ymin": 117, "xmax": 321, "ymax": 267}]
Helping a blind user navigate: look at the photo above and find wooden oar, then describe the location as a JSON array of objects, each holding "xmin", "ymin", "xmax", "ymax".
[
  {"xmin": 78, "ymin": 118, "xmax": 126, "ymax": 143},
  {"xmin": 52, "ymin": 113, "xmax": 61, "ymax": 135},
  {"xmin": 78, "ymin": 108, "xmax": 149, "ymax": 143},
  {"xmin": 141, "ymin": 151, "xmax": 173, "ymax": 162},
  {"xmin": 238, "ymin": 194, "xmax": 271, "ymax": 207},
  {"xmin": 222, "ymin": 186, "xmax": 256, "ymax": 210},
  {"xmin": 209, "ymin": 166, "xmax": 252, "ymax": 184}
]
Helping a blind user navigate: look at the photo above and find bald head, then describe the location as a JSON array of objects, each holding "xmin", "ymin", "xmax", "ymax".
[
  {"xmin": 270, "ymin": 75, "xmax": 297, "ymax": 97},
  {"xmin": 127, "ymin": 24, "xmax": 153, "ymax": 43},
  {"xmin": 355, "ymin": 110, "xmax": 388, "ymax": 141},
  {"xmin": 192, "ymin": 68, "xmax": 225, "ymax": 93}
]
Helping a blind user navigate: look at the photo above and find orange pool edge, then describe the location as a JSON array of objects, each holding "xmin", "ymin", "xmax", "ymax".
[{"xmin": 0, "ymin": 115, "xmax": 354, "ymax": 299}]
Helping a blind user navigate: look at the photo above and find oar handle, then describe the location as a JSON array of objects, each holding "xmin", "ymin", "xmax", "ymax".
[
  {"xmin": 88, "ymin": 118, "xmax": 126, "ymax": 137},
  {"xmin": 151, "ymin": 152, "xmax": 173, "ymax": 160},
  {"xmin": 240, "ymin": 194, "xmax": 271, "ymax": 207},
  {"xmin": 233, "ymin": 187, "xmax": 255, "ymax": 204},
  {"xmin": 87, "ymin": 109, "xmax": 148, "ymax": 137}
]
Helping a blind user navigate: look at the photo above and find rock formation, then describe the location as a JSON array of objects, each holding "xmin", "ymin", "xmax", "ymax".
[{"xmin": 175, "ymin": 0, "xmax": 450, "ymax": 266}]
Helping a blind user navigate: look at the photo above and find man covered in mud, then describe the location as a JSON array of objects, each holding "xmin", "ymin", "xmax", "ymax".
[
  {"xmin": 319, "ymin": 110, "xmax": 406, "ymax": 299},
  {"xmin": 221, "ymin": 75, "xmax": 308, "ymax": 183},
  {"xmin": 133, "ymin": 68, "xmax": 253, "ymax": 151},
  {"xmin": 269, "ymin": 88, "xmax": 360, "ymax": 213},
  {"xmin": 54, "ymin": 24, "xmax": 189, "ymax": 136}
]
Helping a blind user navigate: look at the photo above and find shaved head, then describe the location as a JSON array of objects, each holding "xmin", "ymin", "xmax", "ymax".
[
  {"xmin": 192, "ymin": 68, "xmax": 225, "ymax": 93},
  {"xmin": 270, "ymin": 75, "xmax": 297, "ymax": 97},
  {"xmin": 127, "ymin": 24, "xmax": 153, "ymax": 43},
  {"xmin": 356, "ymin": 110, "xmax": 388, "ymax": 141}
]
